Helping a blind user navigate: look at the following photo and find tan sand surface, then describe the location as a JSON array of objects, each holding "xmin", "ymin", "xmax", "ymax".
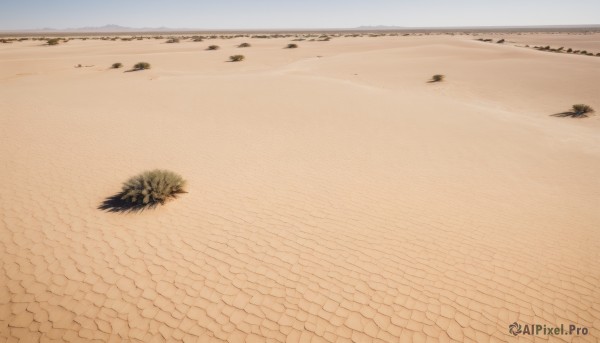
[{"xmin": 1, "ymin": 34, "xmax": 599, "ymax": 342}]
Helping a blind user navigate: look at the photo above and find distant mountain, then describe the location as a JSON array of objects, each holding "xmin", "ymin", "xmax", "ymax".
[{"xmin": 355, "ymin": 25, "xmax": 406, "ymax": 30}]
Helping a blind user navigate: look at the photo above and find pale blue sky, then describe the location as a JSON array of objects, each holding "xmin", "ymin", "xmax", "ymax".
[{"xmin": 1, "ymin": 0, "xmax": 599, "ymax": 30}]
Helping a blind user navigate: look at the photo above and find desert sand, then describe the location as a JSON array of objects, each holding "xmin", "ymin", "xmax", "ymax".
[{"xmin": 1, "ymin": 33, "xmax": 599, "ymax": 342}]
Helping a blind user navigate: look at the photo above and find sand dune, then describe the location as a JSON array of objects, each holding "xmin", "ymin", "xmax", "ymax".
[{"xmin": 1, "ymin": 34, "xmax": 599, "ymax": 342}]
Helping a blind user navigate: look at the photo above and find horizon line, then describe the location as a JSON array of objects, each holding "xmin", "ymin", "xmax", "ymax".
[{"xmin": 2, "ymin": 23, "xmax": 600, "ymax": 33}]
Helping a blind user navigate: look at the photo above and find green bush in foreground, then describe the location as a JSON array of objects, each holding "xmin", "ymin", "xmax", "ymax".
[
  {"xmin": 112, "ymin": 62, "xmax": 123, "ymax": 69},
  {"xmin": 120, "ymin": 170, "xmax": 187, "ymax": 206},
  {"xmin": 431, "ymin": 74, "xmax": 445, "ymax": 82},
  {"xmin": 572, "ymin": 104, "xmax": 594, "ymax": 116},
  {"xmin": 133, "ymin": 62, "xmax": 151, "ymax": 70},
  {"xmin": 230, "ymin": 55, "xmax": 245, "ymax": 62}
]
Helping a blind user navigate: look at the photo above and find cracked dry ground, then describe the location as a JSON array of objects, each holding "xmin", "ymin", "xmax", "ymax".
[{"xmin": 1, "ymin": 36, "xmax": 600, "ymax": 342}]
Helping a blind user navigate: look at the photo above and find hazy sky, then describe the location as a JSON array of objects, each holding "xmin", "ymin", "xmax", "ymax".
[{"xmin": 1, "ymin": 0, "xmax": 599, "ymax": 30}]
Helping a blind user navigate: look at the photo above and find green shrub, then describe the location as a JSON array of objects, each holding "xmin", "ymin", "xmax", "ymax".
[
  {"xmin": 112, "ymin": 62, "xmax": 123, "ymax": 69},
  {"xmin": 229, "ymin": 55, "xmax": 245, "ymax": 62},
  {"xmin": 120, "ymin": 170, "xmax": 187, "ymax": 206},
  {"xmin": 431, "ymin": 74, "xmax": 445, "ymax": 82},
  {"xmin": 46, "ymin": 38, "xmax": 60, "ymax": 46},
  {"xmin": 208, "ymin": 45, "xmax": 220, "ymax": 50},
  {"xmin": 286, "ymin": 43, "xmax": 298, "ymax": 49},
  {"xmin": 238, "ymin": 42, "xmax": 251, "ymax": 48},
  {"xmin": 133, "ymin": 62, "xmax": 151, "ymax": 70}
]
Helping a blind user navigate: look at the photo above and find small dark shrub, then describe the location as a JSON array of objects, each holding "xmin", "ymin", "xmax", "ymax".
[
  {"xmin": 133, "ymin": 62, "xmax": 151, "ymax": 70},
  {"xmin": 47, "ymin": 38, "xmax": 60, "ymax": 46},
  {"xmin": 120, "ymin": 170, "xmax": 187, "ymax": 206},
  {"xmin": 207, "ymin": 45, "xmax": 220, "ymax": 50},
  {"xmin": 238, "ymin": 43, "xmax": 251, "ymax": 48},
  {"xmin": 286, "ymin": 43, "xmax": 298, "ymax": 49},
  {"xmin": 572, "ymin": 104, "xmax": 594, "ymax": 116},
  {"xmin": 229, "ymin": 55, "xmax": 245, "ymax": 62},
  {"xmin": 430, "ymin": 74, "xmax": 445, "ymax": 82},
  {"xmin": 567, "ymin": 48, "xmax": 573, "ymax": 53},
  {"xmin": 166, "ymin": 38, "xmax": 180, "ymax": 43},
  {"xmin": 497, "ymin": 39, "xmax": 505, "ymax": 44},
  {"xmin": 112, "ymin": 62, "xmax": 123, "ymax": 69}
]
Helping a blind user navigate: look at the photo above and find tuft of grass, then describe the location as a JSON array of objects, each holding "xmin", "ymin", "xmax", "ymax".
[
  {"xmin": 111, "ymin": 62, "xmax": 123, "ymax": 69},
  {"xmin": 120, "ymin": 170, "xmax": 187, "ymax": 206},
  {"xmin": 229, "ymin": 55, "xmax": 245, "ymax": 62},
  {"xmin": 207, "ymin": 45, "xmax": 220, "ymax": 50},
  {"xmin": 286, "ymin": 43, "xmax": 298, "ymax": 49},
  {"xmin": 46, "ymin": 38, "xmax": 60, "ymax": 46},
  {"xmin": 430, "ymin": 74, "xmax": 445, "ymax": 83},
  {"xmin": 133, "ymin": 62, "xmax": 151, "ymax": 70},
  {"xmin": 572, "ymin": 104, "xmax": 594, "ymax": 116},
  {"xmin": 238, "ymin": 42, "xmax": 251, "ymax": 48}
]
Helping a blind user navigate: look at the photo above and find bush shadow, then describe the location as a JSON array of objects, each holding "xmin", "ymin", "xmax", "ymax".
[
  {"xmin": 98, "ymin": 192, "xmax": 158, "ymax": 213},
  {"xmin": 551, "ymin": 111, "xmax": 590, "ymax": 118}
]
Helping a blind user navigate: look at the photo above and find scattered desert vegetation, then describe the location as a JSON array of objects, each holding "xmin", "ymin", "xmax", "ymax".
[
  {"xmin": 430, "ymin": 74, "xmax": 445, "ymax": 83},
  {"xmin": 207, "ymin": 45, "xmax": 220, "ymax": 50},
  {"xmin": 133, "ymin": 62, "xmax": 151, "ymax": 70},
  {"xmin": 229, "ymin": 55, "xmax": 245, "ymax": 62},
  {"xmin": 119, "ymin": 170, "xmax": 187, "ymax": 207},
  {"xmin": 286, "ymin": 43, "xmax": 299, "ymax": 49},
  {"xmin": 46, "ymin": 38, "xmax": 61, "ymax": 46},
  {"xmin": 111, "ymin": 62, "xmax": 123, "ymax": 69},
  {"xmin": 238, "ymin": 42, "xmax": 251, "ymax": 48},
  {"xmin": 531, "ymin": 45, "xmax": 598, "ymax": 57},
  {"xmin": 166, "ymin": 38, "xmax": 180, "ymax": 43}
]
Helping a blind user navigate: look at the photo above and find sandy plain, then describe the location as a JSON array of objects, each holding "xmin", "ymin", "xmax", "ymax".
[{"xmin": 1, "ymin": 32, "xmax": 599, "ymax": 342}]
